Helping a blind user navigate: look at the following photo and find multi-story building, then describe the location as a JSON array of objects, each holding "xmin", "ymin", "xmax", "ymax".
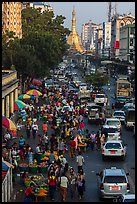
[
  {"xmin": 119, "ymin": 23, "xmax": 135, "ymax": 63},
  {"xmin": 22, "ymin": 2, "xmax": 53, "ymax": 13},
  {"xmin": 102, "ymin": 22, "xmax": 111, "ymax": 58},
  {"xmin": 111, "ymin": 14, "xmax": 135, "ymax": 59},
  {"xmin": 81, "ymin": 20, "xmax": 101, "ymax": 51},
  {"xmin": 95, "ymin": 25, "xmax": 103, "ymax": 57},
  {"xmin": 81, "ymin": 20, "xmax": 92, "ymax": 50},
  {"xmin": 2, "ymin": 70, "xmax": 19, "ymax": 118},
  {"xmin": 2, "ymin": 2, "xmax": 22, "ymax": 38}
]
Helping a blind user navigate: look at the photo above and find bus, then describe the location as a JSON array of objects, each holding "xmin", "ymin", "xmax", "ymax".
[{"xmin": 116, "ymin": 79, "xmax": 132, "ymax": 97}]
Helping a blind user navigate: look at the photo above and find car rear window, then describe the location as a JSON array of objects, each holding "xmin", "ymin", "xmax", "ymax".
[
  {"xmin": 103, "ymin": 128, "xmax": 118, "ymax": 134},
  {"xmin": 104, "ymin": 176, "xmax": 126, "ymax": 183},
  {"xmin": 105, "ymin": 143, "xmax": 121, "ymax": 149},
  {"xmin": 107, "ymin": 121, "xmax": 120, "ymax": 126}
]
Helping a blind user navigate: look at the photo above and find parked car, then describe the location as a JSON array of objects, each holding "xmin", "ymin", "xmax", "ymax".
[
  {"xmin": 102, "ymin": 140, "xmax": 127, "ymax": 161},
  {"xmin": 112, "ymin": 111, "xmax": 126, "ymax": 124},
  {"xmin": 101, "ymin": 125, "xmax": 121, "ymax": 141},
  {"xmin": 96, "ymin": 167, "xmax": 130, "ymax": 199}
]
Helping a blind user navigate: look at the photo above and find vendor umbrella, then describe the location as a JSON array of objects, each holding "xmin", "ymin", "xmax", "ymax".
[
  {"xmin": 26, "ymin": 89, "xmax": 42, "ymax": 96},
  {"xmin": 2, "ymin": 116, "xmax": 17, "ymax": 130},
  {"xmin": 32, "ymin": 78, "xmax": 42, "ymax": 85},
  {"xmin": 18, "ymin": 94, "xmax": 35, "ymax": 100},
  {"xmin": 14, "ymin": 100, "xmax": 27, "ymax": 111}
]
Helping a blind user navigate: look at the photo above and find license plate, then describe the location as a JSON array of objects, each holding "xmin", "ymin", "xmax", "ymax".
[
  {"xmin": 110, "ymin": 150, "xmax": 116, "ymax": 154},
  {"xmin": 110, "ymin": 186, "xmax": 120, "ymax": 191}
]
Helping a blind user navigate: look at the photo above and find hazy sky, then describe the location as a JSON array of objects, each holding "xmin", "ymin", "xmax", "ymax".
[{"xmin": 49, "ymin": 2, "xmax": 135, "ymax": 35}]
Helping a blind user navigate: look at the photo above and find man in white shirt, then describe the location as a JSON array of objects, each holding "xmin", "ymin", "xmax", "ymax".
[
  {"xmin": 76, "ymin": 151, "xmax": 85, "ymax": 173},
  {"xmin": 59, "ymin": 172, "xmax": 69, "ymax": 201},
  {"xmin": 31, "ymin": 122, "xmax": 38, "ymax": 139}
]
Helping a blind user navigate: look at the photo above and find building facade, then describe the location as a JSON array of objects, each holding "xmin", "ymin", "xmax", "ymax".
[
  {"xmin": 2, "ymin": 2, "xmax": 22, "ymax": 38},
  {"xmin": 111, "ymin": 14, "xmax": 135, "ymax": 59},
  {"xmin": 102, "ymin": 22, "xmax": 111, "ymax": 58},
  {"xmin": 119, "ymin": 23, "xmax": 135, "ymax": 63},
  {"xmin": 95, "ymin": 25, "xmax": 103, "ymax": 57},
  {"xmin": 2, "ymin": 70, "xmax": 19, "ymax": 118},
  {"xmin": 81, "ymin": 20, "xmax": 101, "ymax": 52}
]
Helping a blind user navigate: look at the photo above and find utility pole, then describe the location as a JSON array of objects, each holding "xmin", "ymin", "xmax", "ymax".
[{"xmin": 108, "ymin": 2, "xmax": 112, "ymax": 22}]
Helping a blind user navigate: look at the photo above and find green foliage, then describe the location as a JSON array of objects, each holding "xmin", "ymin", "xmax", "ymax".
[
  {"xmin": 2, "ymin": 7, "xmax": 70, "ymax": 80},
  {"xmin": 85, "ymin": 71, "xmax": 108, "ymax": 87}
]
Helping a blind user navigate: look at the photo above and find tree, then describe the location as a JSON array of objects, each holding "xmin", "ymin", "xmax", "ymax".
[
  {"xmin": 2, "ymin": 7, "xmax": 70, "ymax": 80},
  {"xmin": 85, "ymin": 71, "xmax": 108, "ymax": 88}
]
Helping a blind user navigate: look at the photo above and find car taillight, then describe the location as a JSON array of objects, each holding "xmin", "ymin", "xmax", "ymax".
[
  {"xmin": 121, "ymin": 150, "xmax": 124, "ymax": 154},
  {"xmin": 127, "ymin": 183, "xmax": 130, "ymax": 190},
  {"xmin": 102, "ymin": 150, "xmax": 104, "ymax": 154},
  {"xmin": 100, "ymin": 183, "xmax": 104, "ymax": 190}
]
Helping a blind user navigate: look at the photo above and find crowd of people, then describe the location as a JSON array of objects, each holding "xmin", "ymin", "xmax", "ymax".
[{"xmin": 2, "ymin": 82, "xmax": 108, "ymax": 202}]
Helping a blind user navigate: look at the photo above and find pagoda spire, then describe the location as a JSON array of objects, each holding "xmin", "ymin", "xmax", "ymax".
[{"xmin": 72, "ymin": 5, "xmax": 76, "ymax": 33}]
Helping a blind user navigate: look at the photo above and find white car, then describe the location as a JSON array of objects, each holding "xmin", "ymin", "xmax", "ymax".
[
  {"xmin": 79, "ymin": 83, "xmax": 87, "ymax": 91},
  {"xmin": 102, "ymin": 140, "xmax": 127, "ymax": 161},
  {"xmin": 112, "ymin": 111, "xmax": 126, "ymax": 123},
  {"xmin": 101, "ymin": 125, "xmax": 121, "ymax": 141},
  {"xmin": 104, "ymin": 118, "xmax": 122, "ymax": 133},
  {"xmin": 94, "ymin": 94, "xmax": 107, "ymax": 106}
]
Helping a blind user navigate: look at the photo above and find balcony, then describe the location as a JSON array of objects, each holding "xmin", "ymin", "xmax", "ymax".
[{"xmin": 2, "ymin": 70, "xmax": 17, "ymax": 87}]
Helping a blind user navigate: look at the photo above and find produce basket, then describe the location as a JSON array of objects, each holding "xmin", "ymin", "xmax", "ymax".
[
  {"xmin": 29, "ymin": 164, "xmax": 38, "ymax": 174},
  {"xmin": 37, "ymin": 153, "xmax": 43, "ymax": 165},
  {"xmin": 19, "ymin": 163, "xmax": 29, "ymax": 172},
  {"xmin": 38, "ymin": 162, "xmax": 48, "ymax": 173}
]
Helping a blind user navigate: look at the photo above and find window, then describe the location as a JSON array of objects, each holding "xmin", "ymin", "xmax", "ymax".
[
  {"xmin": 130, "ymin": 38, "xmax": 133, "ymax": 46},
  {"xmin": 105, "ymin": 143, "xmax": 121, "ymax": 149},
  {"xmin": 104, "ymin": 176, "xmax": 126, "ymax": 183}
]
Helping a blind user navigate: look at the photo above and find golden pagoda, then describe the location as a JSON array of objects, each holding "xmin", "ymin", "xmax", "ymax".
[
  {"xmin": 2, "ymin": 2, "xmax": 22, "ymax": 38},
  {"xmin": 67, "ymin": 6, "xmax": 85, "ymax": 53}
]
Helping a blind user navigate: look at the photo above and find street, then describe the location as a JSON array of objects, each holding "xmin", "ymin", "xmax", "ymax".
[{"xmin": 10, "ymin": 67, "xmax": 135, "ymax": 202}]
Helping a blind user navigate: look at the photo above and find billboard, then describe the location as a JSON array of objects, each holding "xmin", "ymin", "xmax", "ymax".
[{"xmin": 114, "ymin": 41, "xmax": 120, "ymax": 49}]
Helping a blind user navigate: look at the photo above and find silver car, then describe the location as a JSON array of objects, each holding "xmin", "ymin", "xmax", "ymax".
[
  {"xmin": 102, "ymin": 140, "xmax": 127, "ymax": 161},
  {"xmin": 112, "ymin": 111, "xmax": 126, "ymax": 123},
  {"xmin": 101, "ymin": 125, "xmax": 121, "ymax": 141},
  {"xmin": 96, "ymin": 167, "xmax": 130, "ymax": 199},
  {"xmin": 104, "ymin": 118, "xmax": 122, "ymax": 133}
]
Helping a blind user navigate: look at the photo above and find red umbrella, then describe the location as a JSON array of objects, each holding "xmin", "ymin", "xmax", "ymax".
[
  {"xmin": 32, "ymin": 79, "xmax": 42, "ymax": 85},
  {"xmin": 2, "ymin": 116, "xmax": 17, "ymax": 130}
]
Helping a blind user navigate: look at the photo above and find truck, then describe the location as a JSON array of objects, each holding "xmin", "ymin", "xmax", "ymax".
[
  {"xmin": 124, "ymin": 108, "xmax": 135, "ymax": 130},
  {"xmin": 115, "ymin": 79, "xmax": 132, "ymax": 97},
  {"xmin": 78, "ymin": 90, "xmax": 91, "ymax": 106},
  {"xmin": 88, "ymin": 104, "xmax": 105, "ymax": 124},
  {"xmin": 94, "ymin": 93, "xmax": 107, "ymax": 106}
]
